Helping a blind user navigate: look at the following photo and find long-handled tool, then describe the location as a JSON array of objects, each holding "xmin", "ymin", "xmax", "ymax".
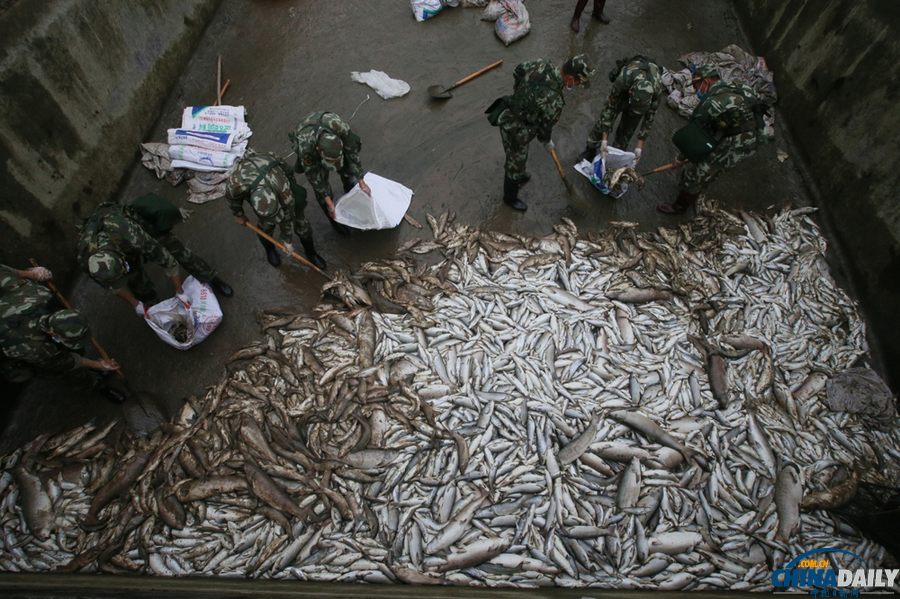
[
  {"xmin": 29, "ymin": 258, "xmax": 124, "ymax": 380},
  {"xmin": 242, "ymin": 222, "xmax": 331, "ymax": 280},
  {"xmin": 549, "ymin": 147, "xmax": 567, "ymax": 181},
  {"xmin": 429, "ymin": 59, "xmax": 503, "ymax": 100},
  {"xmin": 641, "ymin": 160, "xmax": 684, "ymax": 177}
]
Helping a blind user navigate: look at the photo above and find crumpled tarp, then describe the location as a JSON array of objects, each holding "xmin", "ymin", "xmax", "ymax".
[
  {"xmin": 140, "ymin": 143, "xmax": 234, "ymax": 205},
  {"xmin": 662, "ymin": 44, "xmax": 778, "ymax": 131}
]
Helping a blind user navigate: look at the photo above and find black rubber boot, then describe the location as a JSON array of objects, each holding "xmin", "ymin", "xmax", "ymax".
[
  {"xmin": 300, "ymin": 238, "xmax": 327, "ymax": 271},
  {"xmin": 580, "ymin": 145, "xmax": 597, "ymax": 162},
  {"xmin": 259, "ymin": 236, "xmax": 281, "ymax": 267},
  {"xmin": 99, "ymin": 381, "xmax": 129, "ymax": 404},
  {"xmin": 657, "ymin": 190, "xmax": 698, "ymax": 215},
  {"xmin": 209, "ymin": 277, "xmax": 234, "ymax": 297},
  {"xmin": 503, "ymin": 177, "xmax": 527, "ymax": 212}
]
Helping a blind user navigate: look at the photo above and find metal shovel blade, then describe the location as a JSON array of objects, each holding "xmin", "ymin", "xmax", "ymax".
[{"xmin": 428, "ymin": 84, "xmax": 453, "ymax": 100}]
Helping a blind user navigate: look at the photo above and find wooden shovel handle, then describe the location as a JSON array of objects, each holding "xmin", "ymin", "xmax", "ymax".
[
  {"xmin": 453, "ymin": 59, "xmax": 504, "ymax": 88},
  {"xmin": 242, "ymin": 222, "xmax": 331, "ymax": 280},
  {"xmin": 549, "ymin": 147, "xmax": 566, "ymax": 180}
]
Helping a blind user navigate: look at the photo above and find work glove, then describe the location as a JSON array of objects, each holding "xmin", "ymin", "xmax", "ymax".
[
  {"xmin": 134, "ymin": 302, "xmax": 148, "ymax": 318},
  {"xmin": 544, "ymin": 140, "xmax": 556, "ymax": 152},
  {"xmin": 633, "ymin": 147, "xmax": 643, "ymax": 164},
  {"xmin": 281, "ymin": 242, "xmax": 295, "ymax": 256},
  {"xmin": 27, "ymin": 266, "xmax": 52, "ymax": 282},
  {"xmin": 600, "ymin": 140, "xmax": 609, "ymax": 162}
]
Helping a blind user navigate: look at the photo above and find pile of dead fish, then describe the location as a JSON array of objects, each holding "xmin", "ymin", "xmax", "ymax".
[{"xmin": 1, "ymin": 200, "xmax": 898, "ymax": 589}]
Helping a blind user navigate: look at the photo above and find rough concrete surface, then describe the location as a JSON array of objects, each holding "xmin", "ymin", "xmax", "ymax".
[
  {"xmin": 0, "ymin": 0, "xmax": 221, "ymax": 285},
  {"xmin": 0, "ymin": 0, "xmax": 824, "ymax": 445}
]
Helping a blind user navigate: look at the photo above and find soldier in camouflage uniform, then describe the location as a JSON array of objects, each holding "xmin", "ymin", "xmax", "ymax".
[
  {"xmin": 226, "ymin": 150, "xmax": 326, "ymax": 270},
  {"xmin": 487, "ymin": 55, "xmax": 592, "ymax": 211},
  {"xmin": 124, "ymin": 193, "xmax": 233, "ymax": 297},
  {"xmin": 77, "ymin": 202, "xmax": 185, "ymax": 317},
  {"xmin": 1, "ymin": 307, "xmax": 125, "ymax": 401},
  {"xmin": 582, "ymin": 55, "xmax": 663, "ymax": 165},
  {"xmin": 659, "ymin": 65, "xmax": 773, "ymax": 214},
  {"xmin": 290, "ymin": 111, "xmax": 368, "ymax": 234}
]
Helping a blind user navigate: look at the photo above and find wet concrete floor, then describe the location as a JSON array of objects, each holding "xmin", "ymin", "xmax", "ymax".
[{"xmin": 2, "ymin": 0, "xmax": 815, "ymax": 449}]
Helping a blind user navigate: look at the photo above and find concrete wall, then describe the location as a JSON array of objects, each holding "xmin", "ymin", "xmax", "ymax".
[
  {"xmin": 733, "ymin": 0, "xmax": 900, "ymax": 385},
  {"xmin": 0, "ymin": 0, "xmax": 220, "ymax": 281}
]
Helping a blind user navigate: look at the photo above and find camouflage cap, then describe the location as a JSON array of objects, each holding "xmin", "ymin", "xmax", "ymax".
[
  {"xmin": 317, "ymin": 131, "xmax": 344, "ymax": 170},
  {"xmin": 44, "ymin": 309, "xmax": 90, "ymax": 350},
  {"xmin": 691, "ymin": 64, "xmax": 719, "ymax": 81},
  {"xmin": 628, "ymin": 76, "xmax": 656, "ymax": 115},
  {"xmin": 563, "ymin": 54, "xmax": 594, "ymax": 87},
  {"xmin": 87, "ymin": 250, "xmax": 127, "ymax": 286}
]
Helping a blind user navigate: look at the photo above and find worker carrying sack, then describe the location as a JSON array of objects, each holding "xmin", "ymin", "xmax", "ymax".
[{"xmin": 672, "ymin": 120, "xmax": 719, "ymax": 163}]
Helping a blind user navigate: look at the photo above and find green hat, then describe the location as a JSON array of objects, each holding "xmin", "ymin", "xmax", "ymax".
[
  {"xmin": 563, "ymin": 54, "xmax": 594, "ymax": 87},
  {"xmin": 87, "ymin": 250, "xmax": 127, "ymax": 286},
  {"xmin": 317, "ymin": 131, "xmax": 344, "ymax": 170},
  {"xmin": 691, "ymin": 64, "xmax": 719, "ymax": 81},
  {"xmin": 628, "ymin": 76, "xmax": 656, "ymax": 115},
  {"xmin": 44, "ymin": 309, "xmax": 90, "ymax": 351}
]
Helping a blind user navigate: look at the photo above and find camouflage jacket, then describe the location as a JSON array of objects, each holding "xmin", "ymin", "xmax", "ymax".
[
  {"xmin": 290, "ymin": 112, "xmax": 363, "ymax": 199},
  {"xmin": 0, "ymin": 313, "xmax": 83, "ymax": 372},
  {"xmin": 692, "ymin": 81, "xmax": 768, "ymax": 139},
  {"xmin": 598, "ymin": 56, "xmax": 663, "ymax": 140},
  {"xmin": 0, "ymin": 265, "xmax": 54, "ymax": 336},
  {"xmin": 500, "ymin": 59, "xmax": 565, "ymax": 142},
  {"xmin": 77, "ymin": 203, "xmax": 180, "ymax": 290},
  {"xmin": 226, "ymin": 152, "xmax": 296, "ymax": 241}
]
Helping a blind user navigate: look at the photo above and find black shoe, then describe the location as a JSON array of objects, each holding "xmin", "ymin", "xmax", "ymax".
[
  {"xmin": 580, "ymin": 145, "xmax": 597, "ymax": 162},
  {"xmin": 210, "ymin": 277, "xmax": 233, "ymax": 297}
]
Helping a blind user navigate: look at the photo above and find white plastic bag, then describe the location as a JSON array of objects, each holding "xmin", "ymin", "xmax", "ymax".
[
  {"xmin": 146, "ymin": 277, "xmax": 222, "ymax": 350},
  {"xmin": 481, "ymin": 0, "xmax": 504, "ymax": 20},
  {"xmin": 411, "ymin": 0, "xmax": 443, "ymax": 21},
  {"xmin": 350, "ymin": 70, "xmax": 411, "ymax": 100},
  {"xmin": 495, "ymin": 0, "xmax": 530, "ymax": 45},
  {"xmin": 334, "ymin": 173, "xmax": 413, "ymax": 230},
  {"xmin": 573, "ymin": 146, "xmax": 635, "ymax": 198}
]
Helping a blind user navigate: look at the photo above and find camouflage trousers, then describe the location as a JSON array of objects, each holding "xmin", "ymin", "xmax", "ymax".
[
  {"xmin": 500, "ymin": 121, "xmax": 538, "ymax": 184},
  {"xmin": 155, "ymin": 233, "xmax": 216, "ymax": 283},
  {"xmin": 680, "ymin": 132, "xmax": 759, "ymax": 194},
  {"xmin": 121, "ymin": 263, "xmax": 158, "ymax": 303},
  {"xmin": 259, "ymin": 205, "xmax": 314, "ymax": 246}
]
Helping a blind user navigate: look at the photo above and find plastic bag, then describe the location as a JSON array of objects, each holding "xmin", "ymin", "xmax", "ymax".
[
  {"xmin": 573, "ymin": 146, "xmax": 635, "ymax": 198},
  {"xmin": 146, "ymin": 277, "xmax": 222, "ymax": 350},
  {"xmin": 411, "ymin": 0, "xmax": 443, "ymax": 21},
  {"xmin": 481, "ymin": 0, "xmax": 504, "ymax": 20},
  {"xmin": 334, "ymin": 173, "xmax": 413, "ymax": 230},
  {"xmin": 350, "ymin": 70, "xmax": 411, "ymax": 100},
  {"xmin": 495, "ymin": 0, "xmax": 530, "ymax": 45},
  {"xmin": 167, "ymin": 129, "xmax": 240, "ymax": 152}
]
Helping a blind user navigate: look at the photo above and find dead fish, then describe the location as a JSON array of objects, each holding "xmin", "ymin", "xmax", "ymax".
[
  {"xmin": 775, "ymin": 462, "xmax": 803, "ymax": 542},
  {"xmin": 801, "ymin": 469, "xmax": 859, "ymax": 512},
  {"xmin": 81, "ymin": 452, "xmax": 151, "ymax": 530}
]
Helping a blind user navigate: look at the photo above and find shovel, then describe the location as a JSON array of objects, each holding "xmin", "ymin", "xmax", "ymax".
[
  {"xmin": 429, "ymin": 59, "xmax": 503, "ymax": 100},
  {"xmin": 641, "ymin": 160, "xmax": 685, "ymax": 177}
]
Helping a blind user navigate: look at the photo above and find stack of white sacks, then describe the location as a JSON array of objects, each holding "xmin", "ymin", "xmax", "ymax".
[
  {"xmin": 166, "ymin": 105, "xmax": 251, "ymax": 172},
  {"xmin": 140, "ymin": 105, "xmax": 253, "ymax": 204}
]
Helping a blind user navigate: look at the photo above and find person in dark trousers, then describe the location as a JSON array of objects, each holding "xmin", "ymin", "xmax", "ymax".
[{"xmin": 570, "ymin": 0, "xmax": 609, "ymax": 33}]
